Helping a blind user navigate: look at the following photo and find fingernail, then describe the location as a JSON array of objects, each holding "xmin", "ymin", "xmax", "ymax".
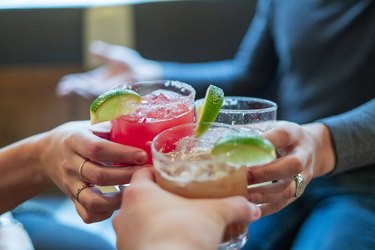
[
  {"xmin": 249, "ymin": 203, "xmax": 261, "ymax": 220},
  {"xmin": 135, "ymin": 151, "xmax": 148, "ymax": 164}
]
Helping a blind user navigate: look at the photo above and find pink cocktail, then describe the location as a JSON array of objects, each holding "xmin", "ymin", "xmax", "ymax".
[{"xmin": 109, "ymin": 81, "xmax": 196, "ymax": 164}]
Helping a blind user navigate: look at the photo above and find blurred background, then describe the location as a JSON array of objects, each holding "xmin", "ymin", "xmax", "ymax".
[
  {"xmin": 0, "ymin": 0, "xmax": 256, "ymax": 246},
  {"xmin": 0, "ymin": 0, "xmax": 256, "ymax": 147}
]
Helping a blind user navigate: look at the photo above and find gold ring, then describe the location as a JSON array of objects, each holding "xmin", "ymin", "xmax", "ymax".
[
  {"xmin": 79, "ymin": 159, "xmax": 89, "ymax": 180},
  {"xmin": 75, "ymin": 183, "xmax": 94, "ymax": 203}
]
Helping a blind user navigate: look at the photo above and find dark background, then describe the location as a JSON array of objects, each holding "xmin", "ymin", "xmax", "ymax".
[{"xmin": 0, "ymin": 0, "xmax": 256, "ymax": 146}]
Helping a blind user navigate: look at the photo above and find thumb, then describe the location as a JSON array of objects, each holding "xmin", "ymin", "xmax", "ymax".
[{"xmin": 214, "ymin": 196, "xmax": 261, "ymax": 225}]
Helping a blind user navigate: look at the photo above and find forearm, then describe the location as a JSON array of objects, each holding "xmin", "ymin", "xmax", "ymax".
[
  {"xmin": 0, "ymin": 133, "xmax": 51, "ymax": 213},
  {"xmin": 319, "ymin": 98, "xmax": 375, "ymax": 174}
]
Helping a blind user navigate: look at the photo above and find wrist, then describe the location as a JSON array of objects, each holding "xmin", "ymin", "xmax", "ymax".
[
  {"xmin": 31, "ymin": 132, "xmax": 54, "ymax": 187},
  {"xmin": 135, "ymin": 60, "xmax": 163, "ymax": 81},
  {"xmin": 303, "ymin": 123, "xmax": 336, "ymax": 176}
]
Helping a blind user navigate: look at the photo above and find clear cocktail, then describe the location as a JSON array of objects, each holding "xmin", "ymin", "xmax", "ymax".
[{"xmin": 152, "ymin": 123, "xmax": 252, "ymax": 250}]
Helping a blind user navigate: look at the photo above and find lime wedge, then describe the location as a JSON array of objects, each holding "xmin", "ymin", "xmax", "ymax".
[
  {"xmin": 211, "ymin": 134, "xmax": 276, "ymax": 166},
  {"xmin": 90, "ymin": 88, "xmax": 141, "ymax": 124},
  {"xmin": 195, "ymin": 85, "xmax": 224, "ymax": 136},
  {"xmin": 195, "ymin": 99, "xmax": 204, "ymax": 122}
]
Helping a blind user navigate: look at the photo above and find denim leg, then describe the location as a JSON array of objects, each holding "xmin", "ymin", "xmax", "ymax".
[
  {"xmin": 292, "ymin": 195, "xmax": 375, "ymax": 250},
  {"xmin": 14, "ymin": 212, "xmax": 115, "ymax": 250},
  {"xmin": 242, "ymin": 198, "xmax": 313, "ymax": 250},
  {"xmin": 242, "ymin": 169, "xmax": 375, "ymax": 250}
]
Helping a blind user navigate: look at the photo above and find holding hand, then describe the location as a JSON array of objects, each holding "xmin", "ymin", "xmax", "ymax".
[
  {"xmin": 57, "ymin": 41, "xmax": 162, "ymax": 97},
  {"xmin": 0, "ymin": 121, "xmax": 149, "ymax": 223},
  {"xmin": 246, "ymin": 121, "xmax": 335, "ymax": 216},
  {"xmin": 113, "ymin": 168, "xmax": 261, "ymax": 250}
]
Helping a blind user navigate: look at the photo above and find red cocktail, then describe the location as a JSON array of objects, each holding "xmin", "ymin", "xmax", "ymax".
[{"xmin": 110, "ymin": 81, "xmax": 196, "ymax": 163}]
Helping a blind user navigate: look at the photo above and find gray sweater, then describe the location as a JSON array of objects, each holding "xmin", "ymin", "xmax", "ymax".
[{"xmin": 161, "ymin": 0, "xmax": 375, "ymax": 175}]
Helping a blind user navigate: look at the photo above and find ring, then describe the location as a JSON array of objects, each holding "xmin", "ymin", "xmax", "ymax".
[
  {"xmin": 79, "ymin": 159, "xmax": 89, "ymax": 180},
  {"xmin": 75, "ymin": 183, "xmax": 94, "ymax": 203},
  {"xmin": 292, "ymin": 174, "xmax": 305, "ymax": 198}
]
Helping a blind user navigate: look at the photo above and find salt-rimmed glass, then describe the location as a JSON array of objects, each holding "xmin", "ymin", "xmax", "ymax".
[
  {"xmin": 196, "ymin": 96, "xmax": 277, "ymax": 131},
  {"xmin": 152, "ymin": 122, "xmax": 256, "ymax": 250},
  {"xmin": 92, "ymin": 80, "xmax": 196, "ymax": 164}
]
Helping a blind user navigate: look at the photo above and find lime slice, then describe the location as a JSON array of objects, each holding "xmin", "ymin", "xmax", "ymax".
[
  {"xmin": 195, "ymin": 85, "xmax": 224, "ymax": 136},
  {"xmin": 195, "ymin": 99, "xmax": 204, "ymax": 122},
  {"xmin": 211, "ymin": 134, "xmax": 276, "ymax": 166},
  {"xmin": 90, "ymin": 88, "xmax": 141, "ymax": 124}
]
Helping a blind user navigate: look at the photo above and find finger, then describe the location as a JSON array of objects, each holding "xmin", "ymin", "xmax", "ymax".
[
  {"xmin": 257, "ymin": 201, "xmax": 291, "ymax": 217},
  {"xmin": 130, "ymin": 167, "xmax": 155, "ymax": 184},
  {"xmin": 213, "ymin": 196, "xmax": 261, "ymax": 224},
  {"xmin": 247, "ymin": 178, "xmax": 294, "ymax": 204},
  {"xmin": 74, "ymin": 199, "xmax": 115, "ymax": 223},
  {"xmin": 247, "ymin": 154, "xmax": 305, "ymax": 184},
  {"xmin": 263, "ymin": 122, "xmax": 302, "ymax": 149},
  {"xmin": 90, "ymin": 40, "xmax": 114, "ymax": 60},
  {"xmin": 81, "ymin": 162, "xmax": 151, "ymax": 186},
  {"xmin": 74, "ymin": 185, "xmax": 122, "ymax": 212},
  {"xmin": 67, "ymin": 129, "xmax": 148, "ymax": 165}
]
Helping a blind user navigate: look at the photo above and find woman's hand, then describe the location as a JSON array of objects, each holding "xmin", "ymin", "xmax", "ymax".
[
  {"xmin": 113, "ymin": 168, "xmax": 261, "ymax": 250},
  {"xmin": 56, "ymin": 41, "xmax": 162, "ymax": 97},
  {"xmin": 36, "ymin": 121, "xmax": 149, "ymax": 223},
  {"xmin": 246, "ymin": 121, "xmax": 335, "ymax": 216}
]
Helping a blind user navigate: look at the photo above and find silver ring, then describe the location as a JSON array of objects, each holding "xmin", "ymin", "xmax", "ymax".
[
  {"xmin": 79, "ymin": 159, "xmax": 89, "ymax": 180},
  {"xmin": 292, "ymin": 174, "xmax": 305, "ymax": 198}
]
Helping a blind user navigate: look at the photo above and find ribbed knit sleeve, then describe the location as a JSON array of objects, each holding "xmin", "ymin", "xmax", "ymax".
[{"xmin": 320, "ymin": 98, "xmax": 375, "ymax": 175}]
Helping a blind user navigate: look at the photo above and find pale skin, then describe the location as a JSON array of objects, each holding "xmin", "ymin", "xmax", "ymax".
[
  {"xmin": 57, "ymin": 41, "xmax": 161, "ymax": 97},
  {"xmin": 0, "ymin": 120, "xmax": 149, "ymax": 222},
  {"xmin": 246, "ymin": 121, "xmax": 336, "ymax": 216},
  {"xmin": 113, "ymin": 168, "xmax": 262, "ymax": 250}
]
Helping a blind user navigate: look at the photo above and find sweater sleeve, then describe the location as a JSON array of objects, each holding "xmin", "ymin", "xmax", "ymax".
[
  {"xmin": 159, "ymin": 0, "xmax": 278, "ymax": 97},
  {"xmin": 319, "ymin": 98, "xmax": 375, "ymax": 175}
]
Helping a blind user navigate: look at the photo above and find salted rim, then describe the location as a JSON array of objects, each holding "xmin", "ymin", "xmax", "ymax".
[{"xmin": 196, "ymin": 96, "xmax": 277, "ymax": 114}]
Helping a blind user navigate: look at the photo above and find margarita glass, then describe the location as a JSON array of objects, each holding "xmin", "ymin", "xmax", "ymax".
[
  {"xmin": 94, "ymin": 80, "xmax": 196, "ymax": 164},
  {"xmin": 197, "ymin": 96, "xmax": 277, "ymax": 131},
  {"xmin": 152, "ymin": 122, "xmax": 252, "ymax": 250}
]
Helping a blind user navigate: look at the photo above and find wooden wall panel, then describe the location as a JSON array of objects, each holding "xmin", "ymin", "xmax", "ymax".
[{"xmin": 0, "ymin": 66, "xmax": 91, "ymax": 147}]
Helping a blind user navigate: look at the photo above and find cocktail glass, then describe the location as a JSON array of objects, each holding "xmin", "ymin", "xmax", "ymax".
[
  {"xmin": 92, "ymin": 80, "xmax": 196, "ymax": 164},
  {"xmin": 197, "ymin": 96, "xmax": 277, "ymax": 131},
  {"xmin": 196, "ymin": 96, "xmax": 277, "ymax": 188},
  {"xmin": 151, "ymin": 122, "xmax": 252, "ymax": 250}
]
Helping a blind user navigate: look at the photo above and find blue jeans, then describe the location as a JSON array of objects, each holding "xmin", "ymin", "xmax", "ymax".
[
  {"xmin": 243, "ymin": 168, "xmax": 375, "ymax": 250},
  {"xmin": 13, "ymin": 201, "xmax": 115, "ymax": 250}
]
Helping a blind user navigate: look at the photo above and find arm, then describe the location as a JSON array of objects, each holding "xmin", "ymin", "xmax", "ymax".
[
  {"xmin": 57, "ymin": 0, "xmax": 278, "ymax": 98},
  {"xmin": 113, "ymin": 168, "xmax": 261, "ymax": 250},
  {"xmin": 319, "ymin": 98, "xmax": 375, "ymax": 174},
  {"xmin": 160, "ymin": 0, "xmax": 278, "ymax": 96},
  {"xmin": 0, "ymin": 121, "xmax": 148, "ymax": 222}
]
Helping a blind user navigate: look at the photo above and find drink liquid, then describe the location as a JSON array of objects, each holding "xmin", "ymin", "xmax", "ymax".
[{"xmin": 111, "ymin": 90, "xmax": 195, "ymax": 163}]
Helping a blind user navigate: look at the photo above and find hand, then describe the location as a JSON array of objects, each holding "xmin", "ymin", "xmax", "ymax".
[
  {"xmin": 56, "ymin": 40, "xmax": 162, "ymax": 97},
  {"xmin": 246, "ymin": 121, "xmax": 335, "ymax": 216},
  {"xmin": 37, "ymin": 121, "xmax": 149, "ymax": 223},
  {"xmin": 113, "ymin": 168, "xmax": 261, "ymax": 250}
]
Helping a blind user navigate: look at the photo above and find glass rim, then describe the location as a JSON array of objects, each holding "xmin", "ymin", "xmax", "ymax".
[
  {"xmin": 196, "ymin": 96, "xmax": 277, "ymax": 114},
  {"xmin": 116, "ymin": 80, "xmax": 196, "ymax": 98},
  {"xmin": 112, "ymin": 80, "xmax": 196, "ymax": 120},
  {"xmin": 151, "ymin": 122, "xmax": 242, "ymax": 164}
]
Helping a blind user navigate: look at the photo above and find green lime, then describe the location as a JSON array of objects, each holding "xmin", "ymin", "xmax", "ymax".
[
  {"xmin": 195, "ymin": 85, "xmax": 224, "ymax": 136},
  {"xmin": 211, "ymin": 134, "xmax": 276, "ymax": 166},
  {"xmin": 90, "ymin": 88, "xmax": 141, "ymax": 124}
]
